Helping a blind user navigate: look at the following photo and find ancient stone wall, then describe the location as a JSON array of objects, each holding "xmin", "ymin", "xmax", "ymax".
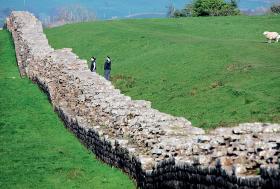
[{"xmin": 6, "ymin": 11, "xmax": 280, "ymax": 189}]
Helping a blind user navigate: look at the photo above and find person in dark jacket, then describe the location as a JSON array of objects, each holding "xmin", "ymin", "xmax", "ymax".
[
  {"xmin": 104, "ymin": 56, "xmax": 111, "ymax": 80},
  {"xmin": 90, "ymin": 57, "xmax": 97, "ymax": 72}
]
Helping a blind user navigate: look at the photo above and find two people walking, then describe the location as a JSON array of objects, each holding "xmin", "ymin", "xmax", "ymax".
[{"xmin": 90, "ymin": 56, "xmax": 111, "ymax": 81}]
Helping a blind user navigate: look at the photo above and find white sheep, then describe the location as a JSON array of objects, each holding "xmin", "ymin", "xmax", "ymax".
[{"xmin": 263, "ymin": 31, "xmax": 280, "ymax": 43}]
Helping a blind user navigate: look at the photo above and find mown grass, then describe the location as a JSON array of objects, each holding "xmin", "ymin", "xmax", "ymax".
[
  {"xmin": 0, "ymin": 30, "xmax": 135, "ymax": 189},
  {"xmin": 45, "ymin": 16, "xmax": 280, "ymax": 129}
]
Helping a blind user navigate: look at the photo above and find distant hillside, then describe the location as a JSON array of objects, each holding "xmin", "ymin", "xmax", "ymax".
[
  {"xmin": 0, "ymin": 0, "xmax": 279, "ymax": 26},
  {"xmin": 125, "ymin": 12, "xmax": 166, "ymax": 19},
  {"xmin": 45, "ymin": 16, "xmax": 280, "ymax": 129}
]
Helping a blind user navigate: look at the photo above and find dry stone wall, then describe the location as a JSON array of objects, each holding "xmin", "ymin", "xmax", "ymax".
[{"xmin": 6, "ymin": 11, "xmax": 280, "ymax": 189}]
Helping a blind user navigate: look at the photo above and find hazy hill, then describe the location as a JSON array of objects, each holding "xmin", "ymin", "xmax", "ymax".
[{"xmin": 0, "ymin": 0, "xmax": 279, "ymax": 26}]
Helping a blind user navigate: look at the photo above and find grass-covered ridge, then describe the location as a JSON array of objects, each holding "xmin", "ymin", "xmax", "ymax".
[
  {"xmin": 0, "ymin": 30, "xmax": 135, "ymax": 189},
  {"xmin": 45, "ymin": 16, "xmax": 280, "ymax": 129}
]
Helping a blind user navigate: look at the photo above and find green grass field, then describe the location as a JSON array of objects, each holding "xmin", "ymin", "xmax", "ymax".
[
  {"xmin": 45, "ymin": 16, "xmax": 280, "ymax": 129},
  {"xmin": 0, "ymin": 30, "xmax": 135, "ymax": 189}
]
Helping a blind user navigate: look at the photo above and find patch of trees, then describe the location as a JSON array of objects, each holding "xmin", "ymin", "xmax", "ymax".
[
  {"xmin": 42, "ymin": 4, "xmax": 96, "ymax": 27},
  {"xmin": 271, "ymin": 4, "xmax": 280, "ymax": 14},
  {"xmin": 56, "ymin": 5, "xmax": 96, "ymax": 23},
  {"xmin": 168, "ymin": 0, "xmax": 240, "ymax": 17}
]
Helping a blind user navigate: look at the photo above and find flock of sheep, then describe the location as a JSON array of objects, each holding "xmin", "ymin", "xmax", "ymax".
[{"xmin": 263, "ymin": 31, "xmax": 280, "ymax": 43}]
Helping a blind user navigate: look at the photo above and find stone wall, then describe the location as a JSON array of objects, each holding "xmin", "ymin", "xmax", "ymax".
[{"xmin": 6, "ymin": 11, "xmax": 280, "ymax": 189}]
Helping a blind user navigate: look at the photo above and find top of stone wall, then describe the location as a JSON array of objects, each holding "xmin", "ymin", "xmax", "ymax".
[{"xmin": 6, "ymin": 11, "xmax": 280, "ymax": 179}]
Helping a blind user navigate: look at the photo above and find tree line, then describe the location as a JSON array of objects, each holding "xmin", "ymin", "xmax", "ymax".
[
  {"xmin": 271, "ymin": 3, "xmax": 280, "ymax": 14},
  {"xmin": 167, "ymin": 0, "xmax": 280, "ymax": 17},
  {"xmin": 0, "ymin": 5, "xmax": 96, "ymax": 28},
  {"xmin": 42, "ymin": 5, "xmax": 96, "ymax": 27}
]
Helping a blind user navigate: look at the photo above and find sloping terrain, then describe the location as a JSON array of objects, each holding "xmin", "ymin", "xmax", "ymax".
[
  {"xmin": 45, "ymin": 16, "xmax": 280, "ymax": 129},
  {"xmin": 0, "ymin": 30, "xmax": 135, "ymax": 189}
]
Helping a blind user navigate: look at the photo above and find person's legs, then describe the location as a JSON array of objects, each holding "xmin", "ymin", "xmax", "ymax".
[
  {"xmin": 104, "ymin": 70, "xmax": 110, "ymax": 80},
  {"xmin": 107, "ymin": 70, "xmax": 110, "ymax": 80}
]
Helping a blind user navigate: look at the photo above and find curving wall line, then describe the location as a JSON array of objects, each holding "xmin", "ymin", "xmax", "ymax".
[{"xmin": 6, "ymin": 11, "xmax": 280, "ymax": 189}]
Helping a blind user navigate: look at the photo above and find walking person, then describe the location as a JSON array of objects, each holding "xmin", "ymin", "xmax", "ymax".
[
  {"xmin": 90, "ymin": 56, "xmax": 97, "ymax": 72},
  {"xmin": 104, "ymin": 56, "xmax": 111, "ymax": 80}
]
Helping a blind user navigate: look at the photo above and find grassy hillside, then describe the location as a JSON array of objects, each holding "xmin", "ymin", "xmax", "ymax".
[
  {"xmin": 45, "ymin": 16, "xmax": 280, "ymax": 129},
  {"xmin": 0, "ymin": 30, "xmax": 135, "ymax": 189}
]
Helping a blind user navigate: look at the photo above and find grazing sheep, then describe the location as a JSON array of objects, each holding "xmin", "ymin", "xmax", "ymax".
[{"xmin": 263, "ymin": 31, "xmax": 280, "ymax": 43}]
